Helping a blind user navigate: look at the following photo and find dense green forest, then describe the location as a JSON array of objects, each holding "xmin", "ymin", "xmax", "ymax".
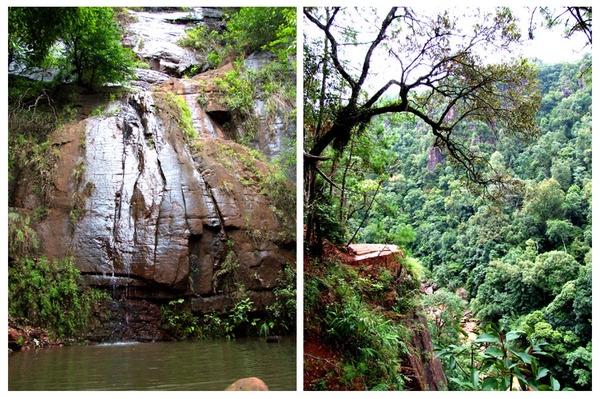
[
  {"xmin": 328, "ymin": 56, "xmax": 592, "ymax": 390},
  {"xmin": 303, "ymin": 6, "xmax": 591, "ymax": 391}
]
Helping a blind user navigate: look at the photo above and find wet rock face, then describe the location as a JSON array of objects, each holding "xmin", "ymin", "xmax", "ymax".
[
  {"xmin": 123, "ymin": 9, "xmax": 209, "ymax": 77},
  {"xmin": 30, "ymin": 88, "xmax": 294, "ymax": 305},
  {"xmin": 123, "ymin": 9, "xmax": 295, "ymax": 171},
  {"xmin": 9, "ymin": 8, "xmax": 295, "ymax": 332}
]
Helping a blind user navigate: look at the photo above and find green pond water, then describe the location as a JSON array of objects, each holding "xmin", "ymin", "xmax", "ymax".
[{"xmin": 8, "ymin": 336, "xmax": 296, "ymax": 391}]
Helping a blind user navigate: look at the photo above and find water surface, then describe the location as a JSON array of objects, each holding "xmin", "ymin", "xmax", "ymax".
[{"xmin": 9, "ymin": 336, "xmax": 296, "ymax": 391}]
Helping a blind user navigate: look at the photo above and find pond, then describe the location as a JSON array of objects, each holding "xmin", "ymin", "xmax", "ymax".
[{"xmin": 8, "ymin": 336, "xmax": 296, "ymax": 391}]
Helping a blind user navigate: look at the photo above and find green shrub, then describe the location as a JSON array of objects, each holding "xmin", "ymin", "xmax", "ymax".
[
  {"xmin": 8, "ymin": 256, "xmax": 110, "ymax": 338},
  {"xmin": 436, "ymin": 323, "xmax": 570, "ymax": 391},
  {"xmin": 265, "ymin": 263, "xmax": 296, "ymax": 334},
  {"xmin": 305, "ymin": 258, "xmax": 411, "ymax": 390},
  {"xmin": 8, "ymin": 211, "xmax": 38, "ymax": 261},
  {"xmin": 161, "ymin": 298, "xmax": 200, "ymax": 340}
]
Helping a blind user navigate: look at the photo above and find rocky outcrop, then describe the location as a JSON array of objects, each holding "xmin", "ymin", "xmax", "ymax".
[
  {"xmin": 427, "ymin": 146, "xmax": 444, "ymax": 172},
  {"xmin": 8, "ymin": 317, "xmax": 72, "ymax": 350},
  {"xmin": 8, "ymin": 7, "xmax": 295, "ymax": 342},
  {"xmin": 406, "ymin": 313, "xmax": 448, "ymax": 391},
  {"xmin": 224, "ymin": 377, "xmax": 269, "ymax": 391},
  {"xmin": 346, "ymin": 243, "xmax": 404, "ymax": 269},
  {"xmin": 123, "ymin": 9, "xmax": 209, "ymax": 76},
  {"xmin": 21, "ymin": 88, "xmax": 295, "ymax": 306}
]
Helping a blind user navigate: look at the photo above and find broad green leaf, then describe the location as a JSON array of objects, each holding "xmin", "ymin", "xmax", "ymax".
[
  {"xmin": 449, "ymin": 377, "xmax": 474, "ymax": 390},
  {"xmin": 434, "ymin": 349, "xmax": 448, "ymax": 357},
  {"xmin": 481, "ymin": 377, "xmax": 499, "ymax": 391},
  {"xmin": 505, "ymin": 330, "xmax": 526, "ymax": 341},
  {"xmin": 511, "ymin": 350, "xmax": 532, "ymax": 365},
  {"xmin": 474, "ymin": 333, "xmax": 499, "ymax": 343},
  {"xmin": 472, "ymin": 370, "xmax": 480, "ymax": 391},
  {"xmin": 550, "ymin": 376, "xmax": 561, "ymax": 391},
  {"xmin": 484, "ymin": 346, "xmax": 504, "ymax": 358},
  {"xmin": 449, "ymin": 356, "xmax": 456, "ymax": 371},
  {"xmin": 536, "ymin": 367, "xmax": 550, "ymax": 380}
]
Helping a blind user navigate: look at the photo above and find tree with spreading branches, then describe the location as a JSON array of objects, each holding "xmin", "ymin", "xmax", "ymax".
[
  {"xmin": 304, "ymin": 7, "xmax": 542, "ymax": 253},
  {"xmin": 528, "ymin": 7, "xmax": 592, "ymax": 46}
]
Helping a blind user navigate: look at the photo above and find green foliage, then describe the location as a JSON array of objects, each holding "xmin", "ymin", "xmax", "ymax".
[
  {"xmin": 471, "ymin": 258, "xmax": 540, "ymax": 323},
  {"xmin": 564, "ymin": 343, "xmax": 592, "ymax": 389},
  {"xmin": 305, "ymin": 258, "xmax": 425, "ymax": 390},
  {"xmin": 517, "ymin": 310, "xmax": 591, "ymax": 389},
  {"xmin": 344, "ymin": 54, "xmax": 591, "ymax": 390},
  {"xmin": 8, "ymin": 256, "xmax": 110, "ymax": 338},
  {"xmin": 160, "ymin": 298, "xmax": 200, "ymax": 340},
  {"xmin": 180, "ymin": 8, "xmax": 296, "ymax": 162},
  {"xmin": 220, "ymin": 57, "xmax": 295, "ymax": 148},
  {"xmin": 180, "ymin": 7, "xmax": 296, "ymax": 67},
  {"xmin": 162, "ymin": 294, "xmax": 264, "ymax": 341},
  {"xmin": 163, "ymin": 257, "xmax": 294, "ymax": 341},
  {"xmin": 265, "ymin": 263, "xmax": 297, "ymax": 335},
  {"xmin": 436, "ymin": 323, "xmax": 569, "ymax": 391},
  {"xmin": 226, "ymin": 7, "xmax": 296, "ymax": 57},
  {"xmin": 422, "ymin": 289, "xmax": 467, "ymax": 346},
  {"xmin": 322, "ymin": 298, "xmax": 407, "ymax": 390},
  {"xmin": 523, "ymin": 251, "xmax": 581, "ymax": 298},
  {"xmin": 179, "ymin": 25, "xmax": 228, "ymax": 69},
  {"xmin": 9, "ymin": 7, "xmax": 135, "ymax": 89},
  {"xmin": 8, "ymin": 81, "xmax": 66, "ymax": 207},
  {"xmin": 212, "ymin": 238, "xmax": 240, "ymax": 294},
  {"xmin": 157, "ymin": 91, "xmax": 199, "ymax": 146},
  {"xmin": 8, "ymin": 211, "xmax": 38, "ymax": 261}
]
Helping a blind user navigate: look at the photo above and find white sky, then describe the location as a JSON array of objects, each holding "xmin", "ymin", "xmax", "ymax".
[
  {"xmin": 513, "ymin": 7, "xmax": 590, "ymax": 64},
  {"xmin": 304, "ymin": 6, "xmax": 590, "ymax": 97}
]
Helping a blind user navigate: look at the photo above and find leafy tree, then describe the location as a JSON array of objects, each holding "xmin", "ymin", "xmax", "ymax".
[
  {"xmin": 353, "ymin": 53, "xmax": 592, "ymax": 391},
  {"xmin": 9, "ymin": 7, "xmax": 78, "ymax": 68},
  {"xmin": 304, "ymin": 6, "xmax": 541, "ymax": 252},
  {"xmin": 8, "ymin": 255, "xmax": 109, "ymax": 338},
  {"xmin": 522, "ymin": 179, "xmax": 566, "ymax": 245},
  {"xmin": 227, "ymin": 7, "xmax": 295, "ymax": 56},
  {"xmin": 518, "ymin": 310, "xmax": 590, "ymax": 389},
  {"xmin": 9, "ymin": 7, "xmax": 135, "ymax": 89},
  {"xmin": 523, "ymin": 251, "xmax": 581, "ymax": 299},
  {"xmin": 535, "ymin": 7, "xmax": 592, "ymax": 46},
  {"xmin": 422, "ymin": 288, "xmax": 466, "ymax": 346},
  {"xmin": 545, "ymin": 219, "xmax": 579, "ymax": 252},
  {"xmin": 562, "ymin": 184, "xmax": 587, "ymax": 226},
  {"xmin": 58, "ymin": 8, "xmax": 135, "ymax": 88},
  {"xmin": 471, "ymin": 258, "xmax": 540, "ymax": 323},
  {"xmin": 544, "ymin": 264, "xmax": 592, "ymax": 342},
  {"xmin": 564, "ymin": 343, "xmax": 592, "ymax": 389}
]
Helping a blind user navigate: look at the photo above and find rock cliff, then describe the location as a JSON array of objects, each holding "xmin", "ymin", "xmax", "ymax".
[{"xmin": 8, "ymin": 8, "xmax": 295, "ymax": 341}]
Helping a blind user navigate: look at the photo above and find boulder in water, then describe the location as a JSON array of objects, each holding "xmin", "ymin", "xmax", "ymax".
[{"xmin": 224, "ymin": 377, "xmax": 269, "ymax": 391}]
